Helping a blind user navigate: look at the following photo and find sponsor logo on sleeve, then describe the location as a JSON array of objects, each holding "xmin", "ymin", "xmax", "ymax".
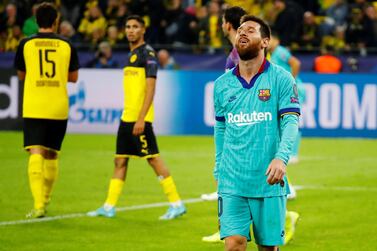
[
  {"xmin": 293, "ymin": 83, "xmax": 299, "ymax": 97},
  {"xmin": 290, "ymin": 97, "xmax": 299, "ymax": 103}
]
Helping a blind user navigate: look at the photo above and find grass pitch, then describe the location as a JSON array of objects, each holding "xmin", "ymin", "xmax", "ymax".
[{"xmin": 0, "ymin": 132, "xmax": 376, "ymax": 251}]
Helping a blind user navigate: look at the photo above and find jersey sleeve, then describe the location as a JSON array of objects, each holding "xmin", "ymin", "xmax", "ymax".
[
  {"xmin": 275, "ymin": 114, "xmax": 299, "ymax": 164},
  {"xmin": 145, "ymin": 49, "xmax": 158, "ymax": 78},
  {"xmin": 213, "ymin": 79, "xmax": 226, "ymax": 180},
  {"xmin": 69, "ymin": 43, "xmax": 80, "ymax": 72},
  {"xmin": 278, "ymin": 70, "xmax": 301, "ymax": 117},
  {"xmin": 214, "ymin": 80, "xmax": 225, "ymax": 122},
  {"xmin": 14, "ymin": 39, "xmax": 26, "ymax": 71}
]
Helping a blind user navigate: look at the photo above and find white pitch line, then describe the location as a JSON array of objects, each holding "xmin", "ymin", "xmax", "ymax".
[
  {"xmin": 294, "ymin": 185, "xmax": 377, "ymax": 192},
  {"xmin": 1, "ymin": 185, "xmax": 377, "ymax": 227},
  {"xmin": 0, "ymin": 198, "xmax": 203, "ymax": 227}
]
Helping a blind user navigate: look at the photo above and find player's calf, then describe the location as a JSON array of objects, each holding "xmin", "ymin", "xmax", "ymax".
[{"xmin": 225, "ymin": 236, "xmax": 247, "ymax": 251}]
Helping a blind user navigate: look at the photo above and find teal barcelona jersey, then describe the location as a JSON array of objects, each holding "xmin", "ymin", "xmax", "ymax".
[
  {"xmin": 270, "ymin": 45, "xmax": 292, "ymax": 73},
  {"xmin": 271, "ymin": 45, "xmax": 304, "ymax": 85},
  {"xmin": 214, "ymin": 59, "xmax": 300, "ymax": 197}
]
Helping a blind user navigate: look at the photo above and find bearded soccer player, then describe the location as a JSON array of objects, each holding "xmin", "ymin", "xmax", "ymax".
[
  {"xmin": 88, "ymin": 15, "xmax": 186, "ymax": 220},
  {"xmin": 214, "ymin": 15, "xmax": 300, "ymax": 251},
  {"xmin": 202, "ymin": 5, "xmax": 246, "ymax": 243},
  {"xmin": 202, "ymin": 7, "xmax": 299, "ymax": 245},
  {"xmin": 14, "ymin": 2, "xmax": 79, "ymax": 218},
  {"xmin": 201, "ymin": 6, "xmax": 246, "ymax": 203}
]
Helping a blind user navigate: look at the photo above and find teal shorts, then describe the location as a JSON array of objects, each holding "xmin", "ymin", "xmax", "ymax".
[{"xmin": 218, "ymin": 193, "xmax": 286, "ymax": 246}]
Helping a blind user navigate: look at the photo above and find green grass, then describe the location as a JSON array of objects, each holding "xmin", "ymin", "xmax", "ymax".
[{"xmin": 0, "ymin": 132, "xmax": 376, "ymax": 251}]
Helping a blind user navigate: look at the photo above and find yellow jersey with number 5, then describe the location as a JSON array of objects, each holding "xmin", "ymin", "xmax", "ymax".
[
  {"xmin": 121, "ymin": 43, "xmax": 158, "ymax": 122},
  {"xmin": 14, "ymin": 33, "xmax": 79, "ymax": 119}
]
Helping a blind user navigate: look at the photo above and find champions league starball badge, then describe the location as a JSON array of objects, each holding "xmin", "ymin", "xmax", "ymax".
[{"xmin": 293, "ymin": 84, "xmax": 299, "ymax": 97}]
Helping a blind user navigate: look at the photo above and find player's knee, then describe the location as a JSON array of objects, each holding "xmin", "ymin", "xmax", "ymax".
[
  {"xmin": 45, "ymin": 150, "xmax": 58, "ymax": 159},
  {"xmin": 258, "ymin": 245, "xmax": 278, "ymax": 251},
  {"xmin": 114, "ymin": 157, "xmax": 127, "ymax": 169},
  {"xmin": 147, "ymin": 156, "xmax": 159, "ymax": 166},
  {"xmin": 225, "ymin": 236, "xmax": 247, "ymax": 251},
  {"xmin": 29, "ymin": 147, "xmax": 46, "ymax": 156}
]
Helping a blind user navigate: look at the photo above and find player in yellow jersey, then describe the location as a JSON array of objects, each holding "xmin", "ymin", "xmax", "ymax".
[
  {"xmin": 14, "ymin": 2, "xmax": 79, "ymax": 218},
  {"xmin": 88, "ymin": 15, "xmax": 186, "ymax": 220}
]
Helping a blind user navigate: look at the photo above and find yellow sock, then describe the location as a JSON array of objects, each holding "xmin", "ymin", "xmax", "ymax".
[
  {"xmin": 160, "ymin": 176, "xmax": 181, "ymax": 204},
  {"xmin": 28, "ymin": 154, "xmax": 45, "ymax": 210},
  {"xmin": 105, "ymin": 178, "xmax": 125, "ymax": 207},
  {"xmin": 43, "ymin": 159, "xmax": 58, "ymax": 204}
]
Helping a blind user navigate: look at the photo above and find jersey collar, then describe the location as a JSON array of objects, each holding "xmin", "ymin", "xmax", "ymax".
[
  {"xmin": 35, "ymin": 32, "xmax": 58, "ymax": 38},
  {"xmin": 232, "ymin": 58, "xmax": 270, "ymax": 89}
]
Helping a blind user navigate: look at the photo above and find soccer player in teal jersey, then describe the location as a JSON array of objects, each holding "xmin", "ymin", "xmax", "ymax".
[
  {"xmin": 201, "ymin": 6, "xmax": 247, "ymax": 243},
  {"xmin": 269, "ymin": 32, "xmax": 306, "ymax": 167},
  {"xmin": 214, "ymin": 15, "xmax": 300, "ymax": 251},
  {"xmin": 269, "ymin": 32, "xmax": 303, "ymax": 240}
]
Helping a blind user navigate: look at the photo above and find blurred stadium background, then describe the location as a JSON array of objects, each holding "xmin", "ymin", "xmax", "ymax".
[{"xmin": 1, "ymin": 0, "xmax": 377, "ymax": 250}]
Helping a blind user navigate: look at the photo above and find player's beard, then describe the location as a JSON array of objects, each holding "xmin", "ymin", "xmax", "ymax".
[{"xmin": 236, "ymin": 39, "xmax": 261, "ymax": 61}]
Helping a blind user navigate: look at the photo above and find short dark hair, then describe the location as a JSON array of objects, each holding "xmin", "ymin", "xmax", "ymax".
[
  {"xmin": 223, "ymin": 6, "xmax": 247, "ymax": 30},
  {"xmin": 271, "ymin": 30, "xmax": 280, "ymax": 39},
  {"xmin": 240, "ymin": 15, "xmax": 271, "ymax": 39},
  {"xmin": 36, "ymin": 2, "xmax": 58, "ymax": 28},
  {"xmin": 126, "ymin": 15, "xmax": 145, "ymax": 26}
]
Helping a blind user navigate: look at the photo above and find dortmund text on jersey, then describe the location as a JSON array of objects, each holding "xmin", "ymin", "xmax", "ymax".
[
  {"xmin": 14, "ymin": 33, "xmax": 79, "ymax": 120},
  {"xmin": 121, "ymin": 44, "xmax": 158, "ymax": 122}
]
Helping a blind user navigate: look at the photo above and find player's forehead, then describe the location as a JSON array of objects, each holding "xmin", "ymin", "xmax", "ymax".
[
  {"xmin": 238, "ymin": 21, "xmax": 260, "ymax": 32},
  {"xmin": 126, "ymin": 19, "xmax": 142, "ymax": 27}
]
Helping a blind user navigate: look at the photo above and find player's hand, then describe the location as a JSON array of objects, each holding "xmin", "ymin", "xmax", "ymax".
[
  {"xmin": 133, "ymin": 119, "xmax": 145, "ymax": 136},
  {"xmin": 265, "ymin": 158, "xmax": 286, "ymax": 185}
]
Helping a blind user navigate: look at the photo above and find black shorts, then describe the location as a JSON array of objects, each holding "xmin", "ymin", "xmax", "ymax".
[
  {"xmin": 116, "ymin": 121, "xmax": 159, "ymax": 158},
  {"xmin": 23, "ymin": 118, "xmax": 68, "ymax": 151}
]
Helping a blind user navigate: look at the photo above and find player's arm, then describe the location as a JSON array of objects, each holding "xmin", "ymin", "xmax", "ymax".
[
  {"xmin": 14, "ymin": 39, "xmax": 26, "ymax": 81},
  {"xmin": 133, "ymin": 49, "xmax": 158, "ymax": 136},
  {"xmin": 213, "ymin": 81, "xmax": 226, "ymax": 181},
  {"xmin": 288, "ymin": 55, "xmax": 301, "ymax": 78},
  {"xmin": 266, "ymin": 71, "xmax": 300, "ymax": 185},
  {"xmin": 68, "ymin": 42, "xmax": 80, "ymax": 83},
  {"xmin": 68, "ymin": 70, "xmax": 78, "ymax": 83},
  {"xmin": 266, "ymin": 114, "xmax": 299, "ymax": 185},
  {"xmin": 214, "ymin": 119, "xmax": 225, "ymax": 181},
  {"xmin": 17, "ymin": 71, "xmax": 26, "ymax": 80},
  {"xmin": 133, "ymin": 77, "xmax": 156, "ymax": 136}
]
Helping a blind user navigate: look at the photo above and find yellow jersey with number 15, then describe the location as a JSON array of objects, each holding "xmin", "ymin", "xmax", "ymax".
[{"xmin": 14, "ymin": 32, "xmax": 79, "ymax": 120}]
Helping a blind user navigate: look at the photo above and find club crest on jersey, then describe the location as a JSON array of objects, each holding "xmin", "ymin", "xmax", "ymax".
[
  {"xmin": 258, "ymin": 89, "xmax": 271, "ymax": 101},
  {"xmin": 130, "ymin": 54, "xmax": 137, "ymax": 63}
]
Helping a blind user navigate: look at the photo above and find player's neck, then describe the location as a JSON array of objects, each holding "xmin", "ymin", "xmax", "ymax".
[
  {"xmin": 229, "ymin": 30, "xmax": 237, "ymax": 46},
  {"xmin": 269, "ymin": 43, "xmax": 278, "ymax": 53},
  {"xmin": 129, "ymin": 40, "xmax": 145, "ymax": 51},
  {"xmin": 38, "ymin": 28, "xmax": 54, "ymax": 33},
  {"xmin": 238, "ymin": 53, "xmax": 265, "ymax": 82}
]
